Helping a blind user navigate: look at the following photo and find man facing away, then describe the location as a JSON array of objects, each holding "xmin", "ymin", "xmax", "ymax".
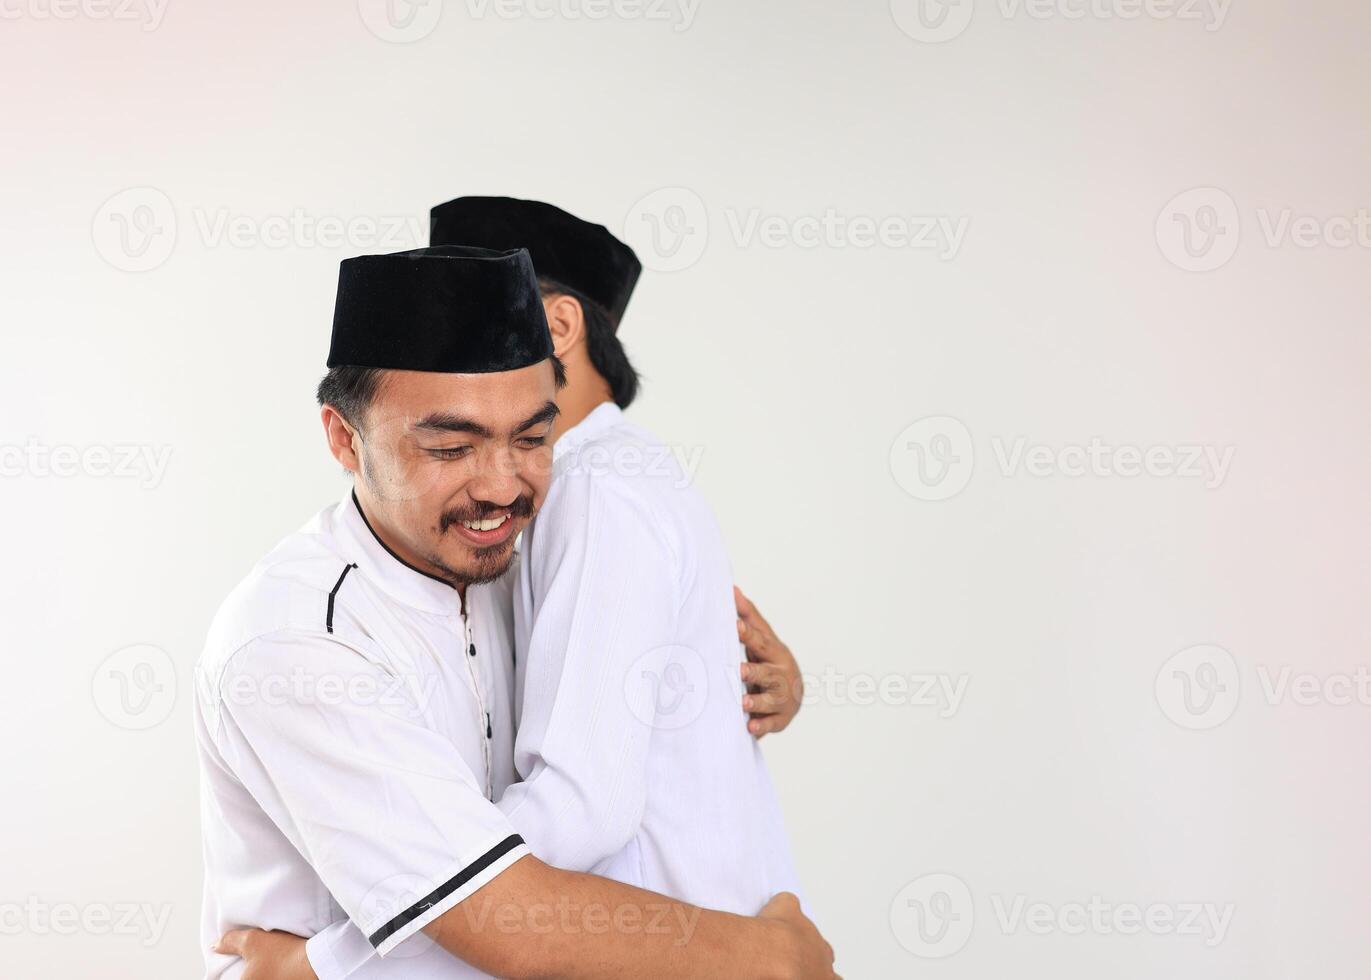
[
  {"xmin": 195, "ymin": 245, "xmax": 836, "ymax": 979},
  {"xmin": 441, "ymin": 196, "xmax": 808, "ymax": 910}
]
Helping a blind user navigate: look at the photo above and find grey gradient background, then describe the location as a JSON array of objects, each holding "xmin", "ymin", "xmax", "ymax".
[{"xmin": 2, "ymin": 0, "xmax": 1369, "ymax": 976}]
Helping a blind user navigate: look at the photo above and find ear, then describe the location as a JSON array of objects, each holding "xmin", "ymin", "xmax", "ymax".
[
  {"xmin": 321, "ymin": 405, "xmax": 361, "ymax": 474},
  {"xmin": 543, "ymin": 293, "xmax": 587, "ymax": 359}
]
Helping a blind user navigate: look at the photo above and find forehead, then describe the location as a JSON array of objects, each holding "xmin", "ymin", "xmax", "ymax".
[{"xmin": 371, "ymin": 361, "xmax": 558, "ymax": 430}]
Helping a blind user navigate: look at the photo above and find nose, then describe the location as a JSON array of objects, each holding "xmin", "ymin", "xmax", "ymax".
[{"xmin": 464, "ymin": 445, "xmax": 523, "ymax": 510}]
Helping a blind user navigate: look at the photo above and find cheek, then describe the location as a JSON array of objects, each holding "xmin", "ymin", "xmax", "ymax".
[
  {"xmin": 360, "ymin": 446, "xmax": 414, "ymax": 502},
  {"xmin": 423, "ymin": 469, "xmax": 472, "ymax": 514},
  {"xmin": 368, "ymin": 437, "xmax": 438, "ymax": 502},
  {"xmin": 522, "ymin": 449, "xmax": 554, "ymax": 500}
]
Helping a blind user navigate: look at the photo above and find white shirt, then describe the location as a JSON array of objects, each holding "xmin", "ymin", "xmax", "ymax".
[
  {"xmin": 195, "ymin": 492, "xmax": 526, "ymax": 980},
  {"xmin": 504, "ymin": 402, "xmax": 802, "ymax": 911},
  {"xmin": 304, "ymin": 404, "xmax": 804, "ymax": 978}
]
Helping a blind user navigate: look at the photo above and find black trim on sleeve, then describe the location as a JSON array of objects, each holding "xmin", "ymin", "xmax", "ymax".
[
  {"xmin": 367, "ymin": 834, "xmax": 526, "ymax": 950},
  {"xmin": 325, "ymin": 563, "xmax": 359, "ymax": 634}
]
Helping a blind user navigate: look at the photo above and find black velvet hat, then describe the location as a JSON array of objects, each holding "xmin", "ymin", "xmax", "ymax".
[
  {"xmin": 429, "ymin": 196, "xmax": 642, "ymax": 326},
  {"xmin": 327, "ymin": 246, "xmax": 553, "ymax": 373}
]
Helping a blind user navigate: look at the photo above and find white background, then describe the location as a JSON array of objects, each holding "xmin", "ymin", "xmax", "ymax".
[{"xmin": 3, "ymin": 1, "xmax": 1370, "ymax": 976}]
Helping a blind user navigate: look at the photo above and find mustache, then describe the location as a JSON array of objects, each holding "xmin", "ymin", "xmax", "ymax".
[{"xmin": 438, "ymin": 495, "xmax": 535, "ymax": 534}]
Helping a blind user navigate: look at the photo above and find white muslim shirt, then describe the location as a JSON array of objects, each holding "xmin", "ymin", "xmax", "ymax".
[
  {"xmin": 302, "ymin": 403, "xmax": 806, "ymax": 978},
  {"xmin": 195, "ymin": 491, "xmax": 525, "ymax": 980}
]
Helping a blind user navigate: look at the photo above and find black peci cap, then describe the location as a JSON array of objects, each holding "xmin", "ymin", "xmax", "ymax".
[
  {"xmin": 327, "ymin": 246, "xmax": 553, "ymax": 373},
  {"xmin": 430, "ymin": 196, "xmax": 642, "ymax": 326}
]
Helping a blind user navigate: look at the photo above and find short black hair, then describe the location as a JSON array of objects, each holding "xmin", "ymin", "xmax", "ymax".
[
  {"xmin": 539, "ymin": 279, "xmax": 640, "ymax": 409},
  {"xmin": 316, "ymin": 365, "xmax": 387, "ymax": 430},
  {"xmin": 316, "ymin": 357, "xmax": 566, "ymax": 430}
]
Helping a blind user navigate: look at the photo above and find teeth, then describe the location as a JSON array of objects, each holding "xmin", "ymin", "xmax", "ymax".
[{"xmin": 462, "ymin": 514, "xmax": 510, "ymax": 532}]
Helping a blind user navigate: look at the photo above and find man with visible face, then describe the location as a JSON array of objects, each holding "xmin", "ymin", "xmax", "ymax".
[{"xmin": 194, "ymin": 246, "xmax": 836, "ymax": 980}]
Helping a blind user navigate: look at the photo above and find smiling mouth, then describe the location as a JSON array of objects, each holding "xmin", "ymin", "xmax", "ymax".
[
  {"xmin": 461, "ymin": 514, "xmax": 510, "ymax": 532},
  {"xmin": 448, "ymin": 510, "xmax": 518, "ymax": 548}
]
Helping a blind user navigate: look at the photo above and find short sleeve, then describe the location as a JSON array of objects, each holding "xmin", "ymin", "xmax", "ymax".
[{"xmin": 209, "ymin": 629, "xmax": 529, "ymax": 956}]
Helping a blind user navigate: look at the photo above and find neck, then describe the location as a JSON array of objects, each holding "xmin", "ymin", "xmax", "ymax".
[{"xmin": 552, "ymin": 366, "xmax": 615, "ymax": 443}]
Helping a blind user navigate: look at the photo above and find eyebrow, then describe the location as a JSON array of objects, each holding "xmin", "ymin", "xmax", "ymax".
[
  {"xmin": 413, "ymin": 413, "xmax": 494, "ymax": 439},
  {"xmin": 414, "ymin": 401, "xmax": 560, "ymax": 440},
  {"xmin": 513, "ymin": 401, "xmax": 561, "ymax": 436}
]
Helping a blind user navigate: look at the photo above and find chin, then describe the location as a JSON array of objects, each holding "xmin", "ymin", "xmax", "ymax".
[{"xmin": 459, "ymin": 542, "xmax": 518, "ymax": 585}]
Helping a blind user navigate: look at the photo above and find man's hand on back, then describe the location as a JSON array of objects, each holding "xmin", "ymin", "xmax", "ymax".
[
  {"xmin": 759, "ymin": 892, "xmax": 841, "ymax": 979},
  {"xmin": 736, "ymin": 586, "xmax": 804, "ymax": 737},
  {"xmin": 213, "ymin": 928, "xmax": 315, "ymax": 980}
]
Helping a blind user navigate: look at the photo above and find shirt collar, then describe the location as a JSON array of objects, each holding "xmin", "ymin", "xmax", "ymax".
[
  {"xmin": 553, "ymin": 401, "xmax": 623, "ymax": 463},
  {"xmin": 333, "ymin": 489, "xmax": 463, "ymax": 616}
]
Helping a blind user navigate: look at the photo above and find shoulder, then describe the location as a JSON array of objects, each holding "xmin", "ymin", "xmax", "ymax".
[
  {"xmin": 544, "ymin": 421, "xmax": 700, "ymax": 556},
  {"xmin": 198, "ymin": 509, "xmax": 374, "ymax": 692},
  {"xmin": 553, "ymin": 419, "xmax": 701, "ymax": 514}
]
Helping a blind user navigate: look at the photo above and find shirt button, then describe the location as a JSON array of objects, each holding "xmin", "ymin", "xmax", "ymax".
[{"xmin": 469, "ymin": 643, "xmax": 477, "ymax": 657}]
